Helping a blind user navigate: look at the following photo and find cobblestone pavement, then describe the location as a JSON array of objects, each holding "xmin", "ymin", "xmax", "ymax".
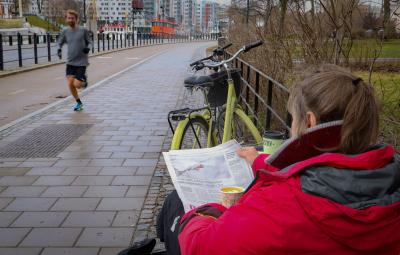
[{"xmin": 0, "ymin": 41, "xmax": 215, "ymax": 255}]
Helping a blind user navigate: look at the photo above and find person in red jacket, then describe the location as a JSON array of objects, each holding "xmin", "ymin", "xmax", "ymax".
[{"xmin": 157, "ymin": 64, "xmax": 400, "ymax": 255}]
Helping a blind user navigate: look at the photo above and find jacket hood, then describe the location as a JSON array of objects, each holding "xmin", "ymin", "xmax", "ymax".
[{"xmin": 259, "ymin": 121, "xmax": 400, "ymax": 253}]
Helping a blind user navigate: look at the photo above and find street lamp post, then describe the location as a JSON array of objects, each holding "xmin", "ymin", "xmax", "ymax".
[
  {"xmin": 83, "ymin": 0, "xmax": 86, "ymax": 25},
  {"xmin": 18, "ymin": 0, "xmax": 23, "ymax": 18}
]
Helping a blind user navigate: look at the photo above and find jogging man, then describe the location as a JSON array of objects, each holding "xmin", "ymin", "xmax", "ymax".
[{"xmin": 57, "ymin": 9, "xmax": 92, "ymax": 111}]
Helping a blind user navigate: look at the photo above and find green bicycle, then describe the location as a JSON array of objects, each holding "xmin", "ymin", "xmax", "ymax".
[{"xmin": 168, "ymin": 41, "xmax": 264, "ymax": 150}]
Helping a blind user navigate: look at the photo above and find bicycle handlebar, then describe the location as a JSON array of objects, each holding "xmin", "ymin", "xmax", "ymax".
[
  {"xmin": 199, "ymin": 40, "xmax": 264, "ymax": 69},
  {"xmin": 189, "ymin": 43, "xmax": 233, "ymax": 67},
  {"xmin": 244, "ymin": 40, "xmax": 263, "ymax": 52},
  {"xmin": 189, "ymin": 56, "xmax": 212, "ymax": 67}
]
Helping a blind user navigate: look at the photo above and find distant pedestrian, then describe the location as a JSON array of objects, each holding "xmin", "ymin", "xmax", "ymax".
[{"xmin": 57, "ymin": 9, "xmax": 92, "ymax": 111}]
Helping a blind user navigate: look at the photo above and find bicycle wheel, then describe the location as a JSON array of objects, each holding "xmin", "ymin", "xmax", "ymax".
[
  {"xmin": 179, "ymin": 116, "xmax": 210, "ymax": 149},
  {"xmin": 217, "ymin": 107, "xmax": 260, "ymax": 146}
]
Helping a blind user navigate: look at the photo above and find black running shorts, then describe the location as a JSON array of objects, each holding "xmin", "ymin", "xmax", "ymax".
[{"xmin": 66, "ymin": 65, "xmax": 87, "ymax": 82}]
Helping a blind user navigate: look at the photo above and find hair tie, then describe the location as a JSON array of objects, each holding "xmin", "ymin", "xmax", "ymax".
[{"xmin": 352, "ymin": 78, "xmax": 363, "ymax": 86}]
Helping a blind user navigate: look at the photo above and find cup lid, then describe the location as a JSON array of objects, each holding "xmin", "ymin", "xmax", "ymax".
[
  {"xmin": 220, "ymin": 186, "xmax": 244, "ymax": 193},
  {"xmin": 263, "ymin": 131, "xmax": 286, "ymax": 139}
]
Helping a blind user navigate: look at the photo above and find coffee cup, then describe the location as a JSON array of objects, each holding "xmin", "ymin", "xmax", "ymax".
[
  {"xmin": 220, "ymin": 186, "xmax": 244, "ymax": 208},
  {"xmin": 263, "ymin": 131, "xmax": 285, "ymax": 154}
]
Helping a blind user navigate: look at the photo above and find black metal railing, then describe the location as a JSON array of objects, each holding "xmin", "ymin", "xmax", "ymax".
[
  {"xmin": 226, "ymin": 52, "xmax": 291, "ymax": 134},
  {"xmin": 0, "ymin": 32, "xmax": 218, "ymax": 71}
]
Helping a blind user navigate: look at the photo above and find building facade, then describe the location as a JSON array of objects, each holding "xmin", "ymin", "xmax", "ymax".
[{"xmin": 0, "ymin": 0, "xmax": 15, "ymax": 18}]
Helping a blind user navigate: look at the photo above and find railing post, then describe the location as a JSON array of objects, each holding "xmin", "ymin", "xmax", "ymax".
[
  {"xmin": 107, "ymin": 34, "xmax": 110, "ymax": 50},
  {"xmin": 128, "ymin": 33, "xmax": 130, "ymax": 47},
  {"xmin": 97, "ymin": 33, "xmax": 100, "ymax": 52},
  {"xmin": 102, "ymin": 34, "xmax": 105, "ymax": 51},
  {"xmin": 47, "ymin": 33, "xmax": 51, "ymax": 62},
  {"xmin": 120, "ymin": 33, "xmax": 123, "ymax": 48},
  {"xmin": 90, "ymin": 33, "xmax": 94, "ymax": 53},
  {"xmin": 33, "ymin": 33, "xmax": 38, "ymax": 64},
  {"xmin": 245, "ymin": 65, "xmax": 251, "ymax": 114},
  {"xmin": 116, "ymin": 34, "xmax": 119, "ymax": 49},
  {"xmin": 17, "ymin": 33, "xmax": 23, "ymax": 67},
  {"xmin": 9, "ymin": 35, "xmax": 12, "ymax": 46},
  {"xmin": 0, "ymin": 34, "xmax": 3, "ymax": 70},
  {"xmin": 285, "ymin": 113, "xmax": 292, "ymax": 134},
  {"xmin": 266, "ymin": 80, "xmax": 273, "ymax": 130},
  {"xmin": 28, "ymin": 35, "xmax": 32, "ymax": 44},
  {"xmin": 124, "ymin": 33, "xmax": 127, "ymax": 48},
  {"xmin": 112, "ymin": 34, "xmax": 115, "ymax": 49},
  {"xmin": 254, "ymin": 73, "xmax": 260, "ymax": 126}
]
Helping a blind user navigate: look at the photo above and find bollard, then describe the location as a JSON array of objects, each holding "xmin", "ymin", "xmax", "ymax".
[
  {"xmin": 28, "ymin": 35, "xmax": 32, "ymax": 44},
  {"xmin": 0, "ymin": 34, "xmax": 3, "ymax": 70},
  {"xmin": 107, "ymin": 34, "xmax": 110, "ymax": 50},
  {"xmin": 112, "ymin": 34, "xmax": 115, "ymax": 49},
  {"xmin": 120, "ymin": 33, "xmax": 123, "ymax": 48},
  {"xmin": 33, "ymin": 33, "xmax": 38, "ymax": 64},
  {"xmin": 17, "ymin": 33, "xmax": 22, "ymax": 67},
  {"xmin": 9, "ymin": 35, "xmax": 12, "ymax": 46}
]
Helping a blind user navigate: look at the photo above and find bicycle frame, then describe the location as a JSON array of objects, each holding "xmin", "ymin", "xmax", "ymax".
[{"xmin": 221, "ymin": 69, "xmax": 262, "ymax": 145}]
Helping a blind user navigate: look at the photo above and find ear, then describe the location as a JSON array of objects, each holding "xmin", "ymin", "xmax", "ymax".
[{"xmin": 306, "ymin": 111, "xmax": 317, "ymax": 128}]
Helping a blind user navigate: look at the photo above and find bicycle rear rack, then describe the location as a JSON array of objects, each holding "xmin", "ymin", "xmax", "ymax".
[{"xmin": 167, "ymin": 107, "xmax": 210, "ymax": 135}]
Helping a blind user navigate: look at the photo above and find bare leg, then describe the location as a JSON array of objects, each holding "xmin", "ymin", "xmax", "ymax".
[
  {"xmin": 67, "ymin": 77, "xmax": 79, "ymax": 100},
  {"xmin": 73, "ymin": 78, "xmax": 83, "ymax": 89}
]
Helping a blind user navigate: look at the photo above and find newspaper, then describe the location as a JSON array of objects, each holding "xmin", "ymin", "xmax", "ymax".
[{"xmin": 163, "ymin": 140, "xmax": 254, "ymax": 212}]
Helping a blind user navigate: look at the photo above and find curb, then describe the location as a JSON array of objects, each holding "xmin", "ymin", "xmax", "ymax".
[
  {"xmin": 0, "ymin": 50, "xmax": 167, "ymax": 134},
  {"xmin": 0, "ymin": 40, "xmax": 215, "ymax": 78}
]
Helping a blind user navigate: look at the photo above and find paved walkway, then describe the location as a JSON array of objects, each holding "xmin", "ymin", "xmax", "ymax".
[{"xmin": 0, "ymin": 41, "xmax": 215, "ymax": 255}]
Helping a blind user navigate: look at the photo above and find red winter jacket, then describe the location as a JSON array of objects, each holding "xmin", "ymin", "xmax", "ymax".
[{"xmin": 178, "ymin": 121, "xmax": 400, "ymax": 255}]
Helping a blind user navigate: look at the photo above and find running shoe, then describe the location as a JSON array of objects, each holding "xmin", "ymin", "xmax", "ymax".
[{"xmin": 74, "ymin": 102, "xmax": 83, "ymax": 111}]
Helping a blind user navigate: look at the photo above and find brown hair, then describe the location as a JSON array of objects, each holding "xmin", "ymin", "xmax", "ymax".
[
  {"xmin": 66, "ymin": 9, "xmax": 78, "ymax": 19},
  {"xmin": 287, "ymin": 64, "xmax": 379, "ymax": 154}
]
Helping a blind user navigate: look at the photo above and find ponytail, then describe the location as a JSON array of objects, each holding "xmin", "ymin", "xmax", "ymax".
[
  {"xmin": 341, "ymin": 79, "xmax": 379, "ymax": 154},
  {"xmin": 288, "ymin": 64, "xmax": 380, "ymax": 154}
]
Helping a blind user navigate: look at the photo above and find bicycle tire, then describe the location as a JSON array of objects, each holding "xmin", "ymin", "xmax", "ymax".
[
  {"xmin": 217, "ymin": 107, "xmax": 260, "ymax": 146},
  {"xmin": 179, "ymin": 116, "xmax": 210, "ymax": 149}
]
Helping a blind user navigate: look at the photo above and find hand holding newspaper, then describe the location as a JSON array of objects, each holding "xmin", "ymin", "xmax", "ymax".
[{"xmin": 163, "ymin": 140, "xmax": 254, "ymax": 212}]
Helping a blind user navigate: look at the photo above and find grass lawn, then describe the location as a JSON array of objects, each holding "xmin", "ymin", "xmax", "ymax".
[
  {"xmin": 354, "ymin": 71, "xmax": 400, "ymax": 148},
  {"xmin": 0, "ymin": 18, "xmax": 23, "ymax": 28},
  {"xmin": 351, "ymin": 39, "xmax": 400, "ymax": 58},
  {"xmin": 26, "ymin": 15, "xmax": 60, "ymax": 32}
]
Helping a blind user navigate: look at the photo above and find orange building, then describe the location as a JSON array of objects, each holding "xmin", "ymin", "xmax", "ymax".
[{"xmin": 151, "ymin": 19, "xmax": 177, "ymax": 35}]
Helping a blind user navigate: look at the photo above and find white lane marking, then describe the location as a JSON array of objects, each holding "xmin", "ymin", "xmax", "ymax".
[
  {"xmin": 8, "ymin": 89, "xmax": 26, "ymax": 95},
  {"xmin": 54, "ymin": 76, "xmax": 64, "ymax": 80},
  {"xmin": 96, "ymin": 56, "xmax": 112, "ymax": 59},
  {"xmin": 126, "ymin": 57, "xmax": 140, "ymax": 60}
]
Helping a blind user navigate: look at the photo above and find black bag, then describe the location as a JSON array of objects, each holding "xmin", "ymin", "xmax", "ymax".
[
  {"xmin": 206, "ymin": 69, "xmax": 242, "ymax": 107},
  {"xmin": 116, "ymin": 238, "xmax": 168, "ymax": 255}
]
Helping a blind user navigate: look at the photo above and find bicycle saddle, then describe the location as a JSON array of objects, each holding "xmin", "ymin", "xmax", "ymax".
[{"xmin": 184, "ymin": 75, "xmax": 214, "ymax": 88}]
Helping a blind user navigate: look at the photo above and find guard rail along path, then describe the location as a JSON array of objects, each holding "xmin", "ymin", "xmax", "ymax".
[{"xmin": 0, "ymin": 32, "xmax": 218, "ymax": 71}]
